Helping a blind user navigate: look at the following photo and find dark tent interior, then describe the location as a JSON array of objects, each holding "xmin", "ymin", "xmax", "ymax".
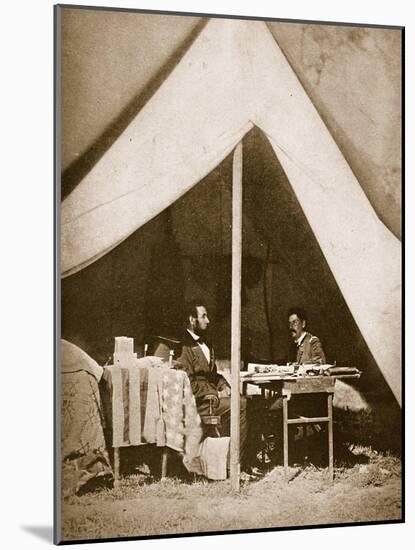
[{"xmin": 61, "ymin": 126, "xmax": 400, "ymax": 450}]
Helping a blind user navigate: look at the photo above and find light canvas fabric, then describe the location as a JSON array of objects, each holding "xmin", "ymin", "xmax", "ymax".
[
  {"xmin": 61, "ymin": 338, "xmax": 103, "ymax": 382},
  {"xmin": 61, "ymin": 19, "xmax": 401, "ymax": 404},
  {"xmin": 199, "ymin": 437, "xmax": 230, "ymax": 480},
  {"xmin": 61, "ymin": 340, "xmax": 113, "ymax": 495}
]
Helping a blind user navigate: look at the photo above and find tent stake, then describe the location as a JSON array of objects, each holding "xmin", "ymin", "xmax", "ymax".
[{"xmin": 230, "ymin": 141, "xmax": 242, "ymax": 491}]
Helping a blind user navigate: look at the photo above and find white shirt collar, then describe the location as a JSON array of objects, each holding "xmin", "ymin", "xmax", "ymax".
[
  {"xmin": 187, "ymin": 329, "xmax": 202, "ymax": 342},
  {"xmin": 187, "ymin": 329, "xmax": 210, "ymax": 363},
  {"xmin": 295, "ymin": 331, "xmax": 307, "ymax": 347}
]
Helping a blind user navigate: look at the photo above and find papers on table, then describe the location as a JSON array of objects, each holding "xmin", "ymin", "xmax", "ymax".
[
  {"xmin": 242, "ymin": 363, "xmax": 335, "ymax": 379},
  {"xmin": 247, "ymin": 363, "xmax": 295, "ymax": 375}
]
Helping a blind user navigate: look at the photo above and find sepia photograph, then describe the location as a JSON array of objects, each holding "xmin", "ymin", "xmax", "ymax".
[{"xmin": 55, "ymin": 4, "xmax": 402, "ymax": 544}]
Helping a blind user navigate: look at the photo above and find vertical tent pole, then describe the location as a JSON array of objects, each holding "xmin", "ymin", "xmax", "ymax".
[{"xmin": 230, "ymin": 141, "xmax": 243, "ymax": 491}]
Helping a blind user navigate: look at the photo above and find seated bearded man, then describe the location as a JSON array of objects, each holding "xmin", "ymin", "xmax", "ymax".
[{"xmin": 176, "ymin": 301, "xmax": 262, "ymax": 475}]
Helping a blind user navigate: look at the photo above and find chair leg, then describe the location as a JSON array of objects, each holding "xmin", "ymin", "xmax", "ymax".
[{"xmin": 161, "ymin": 447, "xmax": 168, "ymax": 479}]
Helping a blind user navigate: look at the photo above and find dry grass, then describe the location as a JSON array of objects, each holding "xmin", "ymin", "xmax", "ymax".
[{"xmin": 60, "ymin": 447, "xmax": 402, "ymax": 542}]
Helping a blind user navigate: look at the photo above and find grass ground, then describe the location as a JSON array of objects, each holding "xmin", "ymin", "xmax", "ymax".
[{"xmin": 60, "ymin": 446, "xmax": 402, "ymax": 542}]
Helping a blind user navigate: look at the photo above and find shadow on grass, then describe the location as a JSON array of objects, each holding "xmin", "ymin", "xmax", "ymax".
[
  {"xmin": 334, "ymin": 405, "xmax": 402, "ymax": 456},
  {"xmin": 77, "ymin": 473, "xmax": 115, "ymax": 496}
]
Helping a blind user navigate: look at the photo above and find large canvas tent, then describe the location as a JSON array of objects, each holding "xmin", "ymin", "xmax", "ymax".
[{"xmin": 60, "ymin": 14, "xmax": 401, "ymax": 415}]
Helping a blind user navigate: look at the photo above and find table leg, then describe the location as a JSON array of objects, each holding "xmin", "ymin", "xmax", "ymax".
[
  {"xmin": 283, "ymin": 395, "xmax": 288, "ymax": 478},
  {"xmin": 161, "ymin": 447, "xmax": 168, "ymax": 479},
  {"xmin": 328, "ymin": 393, "xmax": 334, "ymax": 481},
  {"xmin": 114, "ymin": 447, "xmax": 120, "ymax": 488}
]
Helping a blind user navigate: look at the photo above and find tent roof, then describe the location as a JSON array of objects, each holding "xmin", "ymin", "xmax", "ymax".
[
  {"xmin": 60, "ymin": 14, "xmax": 401, "ymax": 404},
  {"xmin": 61, "ymin": 9, "xmax": 401, "ymax": 237}
]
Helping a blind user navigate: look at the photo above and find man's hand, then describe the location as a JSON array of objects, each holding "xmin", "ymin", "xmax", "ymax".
[{"xmin": 218, "ymin": 385, "xmax": 231, "ymax": 398}]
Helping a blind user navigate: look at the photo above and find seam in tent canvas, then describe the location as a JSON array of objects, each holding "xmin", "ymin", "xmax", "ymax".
[{"xmin": 259, "ymin": 127, "xmax": 327, "ymax": 193}]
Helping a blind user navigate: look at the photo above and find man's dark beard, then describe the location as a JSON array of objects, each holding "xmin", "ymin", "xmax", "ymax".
[{"xmin": 194, "ymin": 320, "xmax": 209, "ymax": 338}]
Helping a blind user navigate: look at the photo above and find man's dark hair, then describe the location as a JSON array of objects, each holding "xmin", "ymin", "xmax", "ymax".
[
  {"xmin": 287, "ymin": 306, "xmax": 307, "ymax": 324},
  {"xmin": 184, "ymin": 300, "xmax": 206, "ymax": 324}
]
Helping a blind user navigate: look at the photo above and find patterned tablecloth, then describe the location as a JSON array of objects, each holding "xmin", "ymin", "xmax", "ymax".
[{"xmin": 101, "ymin": 360, "xmax": 203, "ymax": 473}]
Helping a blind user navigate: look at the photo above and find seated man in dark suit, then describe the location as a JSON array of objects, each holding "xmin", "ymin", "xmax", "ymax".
[
  {"xmin": 176, "ymin": 301, "xmax": 261, "ymax": 475},
  {"xmin": 177, "ymin": 302, "xmax": 230, "ymax": 407}
]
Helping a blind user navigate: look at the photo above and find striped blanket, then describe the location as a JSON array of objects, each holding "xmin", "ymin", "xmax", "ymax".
[{"xmin": 101, "ymin": 361, "xmax": 203, "ymax": 474}]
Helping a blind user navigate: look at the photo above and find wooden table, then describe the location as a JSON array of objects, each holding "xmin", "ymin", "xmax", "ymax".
[{"xmin": 241, "ymin": 373, "xmax": 360, "ymax": 480}]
